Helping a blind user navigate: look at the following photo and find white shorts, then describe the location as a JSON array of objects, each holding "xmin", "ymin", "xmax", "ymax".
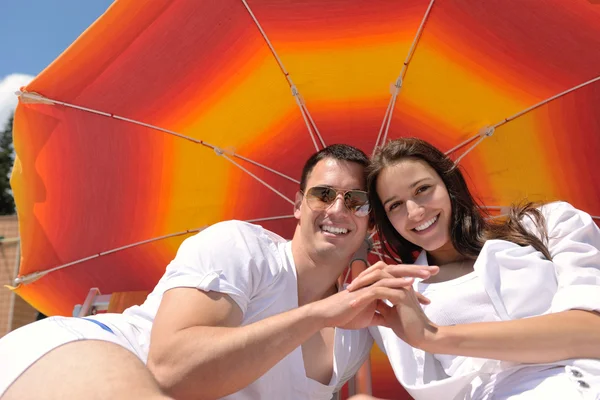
[{"xmin": 0, "ymin": 316, "xmax": 143, "ymax": 397}]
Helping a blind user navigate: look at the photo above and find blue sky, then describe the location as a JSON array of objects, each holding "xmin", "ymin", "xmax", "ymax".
[{"xmin": 0, "ymin": 0, "xmax": 114, "ymax": 126}]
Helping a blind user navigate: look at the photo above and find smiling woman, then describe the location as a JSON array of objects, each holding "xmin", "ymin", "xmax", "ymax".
[
  {"xmin": 377, "ymin": 159, "xmax": 453, "ymax": 263},
  {"xmin": 353, "ymin": 137, "xmax": 600, "ymax": 400},
  {"xmin": 369, "ymin": 138, "xmax": 483, "ymax": 266}
]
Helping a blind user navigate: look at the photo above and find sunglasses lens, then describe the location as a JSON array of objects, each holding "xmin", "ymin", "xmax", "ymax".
[
  {"xmin": 345, "ymin": 191, "xmax": 370, "ymax": 216},
  {"xmin": 306, "ymin": 186, "xmax": 337, "ymax": 210},
  {"xmin": 305, "ymin": 186, "xmax": 370, "ymax": 216}
]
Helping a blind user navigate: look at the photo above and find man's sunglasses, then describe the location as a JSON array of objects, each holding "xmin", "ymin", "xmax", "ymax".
[{"xmin": 302, "ymin": 186, "xmax": 370, "ymax": 217}]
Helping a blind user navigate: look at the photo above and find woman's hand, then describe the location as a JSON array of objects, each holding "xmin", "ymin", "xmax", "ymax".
[
  {"xmin": 347, "ymin": 261, "xmax": 439, "ymax": 348},
  {"xmin": 373, "ymin": 287, "xmax": 439, "ymax": 349}
]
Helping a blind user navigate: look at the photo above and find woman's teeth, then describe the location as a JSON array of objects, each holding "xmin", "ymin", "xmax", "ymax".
[{"xmin": 414, "ymin": 216, "xmax": 438, "ymax": 232}]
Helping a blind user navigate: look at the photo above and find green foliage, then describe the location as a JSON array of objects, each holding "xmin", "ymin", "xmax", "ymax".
[{"xmin": 0, "ymin": 115, "xmax": 16, "ymax": 215}]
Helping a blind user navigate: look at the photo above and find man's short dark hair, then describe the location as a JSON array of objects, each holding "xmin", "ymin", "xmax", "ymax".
[{"xmin": 300, "ymin": 144, "xmax": 369, "ymax": 191}]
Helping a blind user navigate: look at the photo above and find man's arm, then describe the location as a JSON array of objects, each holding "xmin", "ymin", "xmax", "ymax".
[
  {"xmin": 147, "ymin": 278, "xmax": 420, "ymax": 400},
  {"xmin": 147, "ymin": 287, "xmax": 325, "ymax": 400}
]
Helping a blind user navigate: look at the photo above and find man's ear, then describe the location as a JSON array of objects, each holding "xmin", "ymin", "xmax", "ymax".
[{"xmin": 294, "ymin": 191, "xmax": 303, "ymax": 219}]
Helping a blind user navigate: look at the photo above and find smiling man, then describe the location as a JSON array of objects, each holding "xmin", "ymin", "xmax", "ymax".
[{"xmin": 0, "ymin": 144, "xmax": 433, "ymax": 400}]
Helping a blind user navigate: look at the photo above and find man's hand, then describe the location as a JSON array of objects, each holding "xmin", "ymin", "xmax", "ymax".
[
  {"xmin": 347, "ymin": 261, "xmax": 438, "ymax": 305},
  {"xmin": 310, "ymin": 261, "xmax": 438, "ymax": 330},
  {"xmin": 307, "ymin": 285, "xmax": 398, "ymax": 329}
]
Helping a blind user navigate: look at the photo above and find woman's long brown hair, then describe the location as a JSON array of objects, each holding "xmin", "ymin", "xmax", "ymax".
[{"xmin": 367, "ymin": 138, "xmax": 551, "ymax": 263}]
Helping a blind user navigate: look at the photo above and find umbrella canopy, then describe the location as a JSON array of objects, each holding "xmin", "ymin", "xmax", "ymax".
[
  {"xmin": 10, "ymin": 1, "xmax": 600, "ymax": 398},
  {"xmin": 10, "ymin": 0, "xmax": 600, "ymax": 353}
]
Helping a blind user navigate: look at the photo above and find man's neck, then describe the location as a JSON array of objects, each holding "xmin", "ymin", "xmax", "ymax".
[{"xmin": 291, "ymin": 238, "xmax": 349, "ymax": 307}]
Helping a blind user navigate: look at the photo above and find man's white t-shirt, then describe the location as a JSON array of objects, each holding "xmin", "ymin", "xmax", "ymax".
[{"xmin": 95, "ymin": 220, "xmax": 372, "ymax": 400}]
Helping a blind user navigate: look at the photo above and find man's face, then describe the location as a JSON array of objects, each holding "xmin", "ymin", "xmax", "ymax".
[{"xmin": 294, "ymin": 158, "xmax": 369, "ymax": 260}]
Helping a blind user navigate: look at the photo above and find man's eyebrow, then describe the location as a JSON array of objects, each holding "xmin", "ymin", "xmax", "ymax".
[{"xmin": 313, "ymin": 185, "xmax": 364, "ymax": 190}]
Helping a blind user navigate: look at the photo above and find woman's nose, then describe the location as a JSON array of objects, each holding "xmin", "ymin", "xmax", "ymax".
[{"xmin": 406, "ymin": 200, "xmax": 424, "ymax": 220}]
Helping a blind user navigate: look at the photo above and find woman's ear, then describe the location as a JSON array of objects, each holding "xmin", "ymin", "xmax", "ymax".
[{"xmin": 294, "ymin": 191, "xmax": 303, "ymax": 219}]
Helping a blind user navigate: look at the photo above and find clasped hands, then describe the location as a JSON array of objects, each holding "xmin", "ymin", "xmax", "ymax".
[{"xmin": 341, "ymin": 259, "xmax": 441, "ymax": 349}]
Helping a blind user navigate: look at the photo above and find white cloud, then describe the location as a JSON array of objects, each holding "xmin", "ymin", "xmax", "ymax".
[{"xmin": 0, "ymin": 73, "xmax": 35, "ymax": 130}]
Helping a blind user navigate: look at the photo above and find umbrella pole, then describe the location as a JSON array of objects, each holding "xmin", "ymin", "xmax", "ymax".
[{"xmin": 6, "ymin": 239, "xmax": 20, "ymax": 332}]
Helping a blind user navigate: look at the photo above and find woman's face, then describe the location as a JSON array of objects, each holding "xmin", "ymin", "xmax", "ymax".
[{"xmin": 376, "ymin": 158, "xmax": 453, "ymax": 253}]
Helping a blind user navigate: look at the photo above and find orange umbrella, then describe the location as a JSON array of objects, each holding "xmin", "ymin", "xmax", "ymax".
[{"xmin": 9, "ymin": 0, "xmax": 600, "ymax": 398}]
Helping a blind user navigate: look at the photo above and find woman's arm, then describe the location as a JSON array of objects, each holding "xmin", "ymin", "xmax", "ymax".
[
  {"xmin": 426, "ymin": 309, "xmax": 600, "ymax": 363},
  {"xmin": 351, "ymin": 265, "xmax": 600, "ymax": 364},
  {"xmin": 358, "ymin": 288, "xmax": 600, "ymax": 363},
  {"xmin": 439, "ymin": 202, "xmax": 600, "ymax": 362},
  {"xmin": 351, "ymin": 202, "xmax": 600, "ymax": 363}
]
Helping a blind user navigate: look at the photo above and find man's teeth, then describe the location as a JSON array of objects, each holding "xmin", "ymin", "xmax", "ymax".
[
  {"xmin": 322, "ymin": 226, "xmax": 348, "ymax": 235},
  {"xmin": 414, "ymin": 216, "xmax": 438, "ymax": 232}
]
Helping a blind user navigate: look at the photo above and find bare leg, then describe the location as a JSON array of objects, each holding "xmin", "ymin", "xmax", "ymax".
[{"xmin": 3, "ymin": 340, "xmax": 172, "ymax": 400}]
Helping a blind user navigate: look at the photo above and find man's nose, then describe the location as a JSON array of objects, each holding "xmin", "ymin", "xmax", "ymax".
[{"xmin": 327, "ymin": 195, "xmax": 348, "ymax": 214}]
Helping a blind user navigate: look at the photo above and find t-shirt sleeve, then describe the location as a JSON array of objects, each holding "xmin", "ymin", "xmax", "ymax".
[
  {"xmin": 158, "ymin": 221, "xmax": 273, "ymax": 315},
  {"xmin": 543, "ymin": 202, "xmax": 600, "ymax": 313}
]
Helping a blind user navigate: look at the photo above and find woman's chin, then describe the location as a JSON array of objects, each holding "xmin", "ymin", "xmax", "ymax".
[{"xmin": 416, "ymin": 236, "xmax": 451, "ymax": 253}]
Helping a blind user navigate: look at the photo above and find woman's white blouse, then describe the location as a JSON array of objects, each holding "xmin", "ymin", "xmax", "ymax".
[{"xmin": 370, "ymin": 201, "xmax": 600, "ymax": 400}]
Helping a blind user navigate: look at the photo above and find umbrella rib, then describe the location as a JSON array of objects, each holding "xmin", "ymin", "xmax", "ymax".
[
  {"xmin": 380, "ymin": 86, "xmax": 402, "ymax": 147},
  {"xmin": 240, "ymin": 0, "xmax": 326, "ymax": 151},
  {"xmin": 232, "ymin": 154, "xmax": 300, "ymax": 184},
  {"xmin": 371, "ymin": 239, "xmax": 401, "ymax": 263},
  {"xmin": 491, "ymin": 75, "xmax": 600, "ymax": 130},
  {"xmin": 399, "ymin": 0, "xmax": 436, "ymax": 84},
  {"xmin": 16, "ymin": 91, "xmax": 300, "ymax": 184},
  {"xmin": 369, "ymin": 249, "xmax": 396, "ymax": 262},
  {"xmin": 245, "ymin": 215, "xmax": 296, "ymax": 223},
  {"xmin": 12, "ymin": 215, "xmax": 296, "ymax": 288},
  {"xmin": 446, "ymin": 75, "xmax": 600, "ymax": 159},
  {"xmin": 453, "ymin": 135, "xmax": 486, "ymax": 165},
  {"xmin": 12, "ymin": 229, "xmax": 209, "ymax": 287},
  {"xmin": 445, "ymin": 134, "xmax": 482, "ymax": 156},
  {"xmin": 19, "ymin": 92, "xmax": 205, "ymax": 145},
  {"xmin": 293, "ymin": 90, "xmax": 321, "ymax": 152},
  {"xmin": 218, "ymin": 153, "xmax": 296, "ymax": 205},
  {"xmin": 373, "ymin": 96, "xmax": 394, "ymax": 150},
  {"xmin": 375, "ymin": 0, "xmax": 436, "ymax": 151}
]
